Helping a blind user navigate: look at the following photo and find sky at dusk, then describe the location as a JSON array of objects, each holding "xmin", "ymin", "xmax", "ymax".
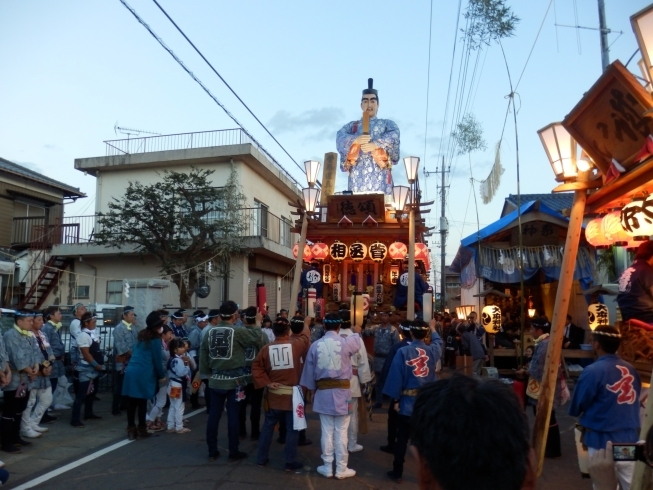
[{"xmin": 1, "ymin": 0, "xmax": 650, "ymax": 290}]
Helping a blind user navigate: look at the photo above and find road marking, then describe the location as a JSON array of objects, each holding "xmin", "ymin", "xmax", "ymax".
[{"xmin": 14, "ymin": 407, "xmax": 206, "ymax": 489}]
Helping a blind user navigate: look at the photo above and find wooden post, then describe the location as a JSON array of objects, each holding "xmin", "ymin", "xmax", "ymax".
[
  {"xmin": 289, "ymin": 215, "xmax": 308, "ymax": 313},
  {"xmin": 632, "ymin": 365, "xmax": 653, "ymax": 490},
  {"xmin": 407, "ymin": 207, "xmax": 415, "ymax": 320},
  {"xmin": 532, "ymin": 189, "xmax": 587, "ymax": 475},
  {"xmin": 321, "ymin": 153, "xmax": 337, "ymax": 205}
]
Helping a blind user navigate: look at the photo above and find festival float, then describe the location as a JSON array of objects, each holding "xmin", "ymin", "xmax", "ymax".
[{"xmin": 287, "ymin": 79, "xmax": 433, "ymax": 322}]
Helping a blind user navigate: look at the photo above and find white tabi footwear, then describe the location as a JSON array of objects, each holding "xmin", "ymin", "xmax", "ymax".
[
  {"xmin": 348, "ymin": 444, "xmax": 363, "ymax": 453},
  {"xmin": 20, "ymin": 428, "xmax": 42, "ymax": 439},
  {"xmin": 316, "ymin": 465, "xmax": 333, "ymax": 478},
  {"xmin": 335, "ymin": 468, "xmax": 356, "ymax": 479},
  {"xmin": 31, "ymin": 424, "xmax": 49, "ymax": 433}
]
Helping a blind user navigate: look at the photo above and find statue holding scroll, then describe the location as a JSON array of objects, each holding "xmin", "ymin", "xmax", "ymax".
[{"xmin": 336, "ymin": 79, "xmax": 400, "ymax": 195}]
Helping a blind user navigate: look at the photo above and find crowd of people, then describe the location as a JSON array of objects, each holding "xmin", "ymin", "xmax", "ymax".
[{"xmin": 0, "ymin": 296, "xmax": 649, "ymax": 489}]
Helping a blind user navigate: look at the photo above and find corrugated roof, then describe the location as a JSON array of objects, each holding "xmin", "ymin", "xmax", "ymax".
[
  {"xmin": 502, "ymin": 193, "xmax": 573, "ymax": 217},
  {"xmin": 0, "ymin": 157, "xmax": 85, "ymax": 198}
]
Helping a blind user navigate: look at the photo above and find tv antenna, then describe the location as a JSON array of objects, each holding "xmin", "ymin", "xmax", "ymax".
[{"xmin": 114, "ymin": 123, "xmax": 162, "ymax": 139}]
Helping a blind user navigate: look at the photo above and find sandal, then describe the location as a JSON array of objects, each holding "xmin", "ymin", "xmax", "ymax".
[{"xmin": 176, "ymin": 428, "xmax": 191, "ymax": 434}]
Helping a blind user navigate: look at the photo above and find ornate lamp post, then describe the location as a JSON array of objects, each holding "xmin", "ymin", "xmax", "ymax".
[{"xmin": 404, "ymin": 156, "xmax": 420, "ymax": 319}]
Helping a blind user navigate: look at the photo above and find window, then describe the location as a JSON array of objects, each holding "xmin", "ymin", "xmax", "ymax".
[
  {"xmin": 106, "ymin": 280, "xmax": 123, "ymax": 304},
  {"xmin": 280, "ymin": 216, "xmax": 291, "ymax": 248},
  {"xmin": 254, "ymin": 200, "xmax": 268, "ymax": 238},
  {"xmin": 75, "ymin": 285, "xmax": 90, "ymax": 299}
]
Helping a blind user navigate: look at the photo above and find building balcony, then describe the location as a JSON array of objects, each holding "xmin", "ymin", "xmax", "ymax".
[{"xmin": 13, "ymin": 208, "xmax": 296, "ymax": 260}]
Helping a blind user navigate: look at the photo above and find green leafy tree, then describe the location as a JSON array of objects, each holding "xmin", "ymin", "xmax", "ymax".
[
  {"xmin": 95, "ymin": 166, "xmax": 250, "ymax": 307},
  {"xmin": 463, "ymin": 0, "xmax": 520, "ymax": 50},
  {"xmin": 452, "ymin": 113, "xmax": 487, "ymax": 156}
]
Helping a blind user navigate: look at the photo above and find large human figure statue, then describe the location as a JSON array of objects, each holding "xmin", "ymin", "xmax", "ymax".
[{"xmin": 336, "ymin": 79, "xmax": 400, "ymax": 195}]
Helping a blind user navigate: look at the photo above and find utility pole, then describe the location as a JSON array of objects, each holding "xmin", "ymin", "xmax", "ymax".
[
  {"xmin": 438, "ymin": 157, "xmax": 449, "ymax": 312},
  {"xmin": 598, "ymin": 0, "xmax": 610, "ymax": 71}
]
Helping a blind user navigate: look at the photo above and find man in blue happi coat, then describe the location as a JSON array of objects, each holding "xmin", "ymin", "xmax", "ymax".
[
  {"xmin": 568, "ymin": 325, "xmax": 641, "ymax": 490},
  {"xmin": 336, "ymin": 79, "xmax": 400, "ymax": 195},
  {"xmin": 383, "ymin": 319, "xmax": 442, "ymax": 483}
]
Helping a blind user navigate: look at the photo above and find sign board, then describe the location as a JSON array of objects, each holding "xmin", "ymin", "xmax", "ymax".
[
  {"xmin": 563, "ymin": 60, "xmax": 653, "ymax": 176},
  {"xmin": 326, "ymin": 194, "xmax": 386, "ymax": 223}
]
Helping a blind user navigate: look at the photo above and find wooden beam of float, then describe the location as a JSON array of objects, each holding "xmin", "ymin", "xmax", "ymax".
[
  {"xmin": 532, "ymin": 188, "xmax": 587, "ymax": 475},
  {"xmin": 321, "ymin": 152, "xmax": 337, "ymax": 205}
]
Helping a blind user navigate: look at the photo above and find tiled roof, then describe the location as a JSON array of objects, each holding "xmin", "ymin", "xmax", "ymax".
[
  {"xmin": 0, "ymin": 157, "xmax": 85, "ymax": 198},
  {"xmin": 502, "ymin": 193, "xmax": 573, "ymax": 217}
]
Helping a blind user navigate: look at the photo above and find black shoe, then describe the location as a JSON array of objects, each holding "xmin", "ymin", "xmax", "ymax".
[
  {"xmin": 228, "ymin": 451, "xmax": 248, "ymax": 462},
  {"xmin": 127, "ymin": 426, "xmax": 137, "ymax": 440},
  {"xmin": 285, "ymin": 461, "xmax": 304, "ymax": 472},
  {"xmin": 239, "ymin": 432, "xmax": 247, "ymax": 439},
  {"xmin": 2, "ymin": 445, "xmax": 21, "ymax": 454},
  {"xmin": 209, "ymin": 451, "xmax": 221, "ymax": 461},
  {"xmin": 111, "ymin": 411, "xmax": 122, "ymax": 416},
  {"xmin": 83, "ymin": 414, "xmax": 103, "ymax": 420},
  {"xmin": 191, "ymin": 404, "xmax": 202, "ymax": 410},
  {"xmin": 257, "ymin": 458, "xmax": 269, "ymax": 467},
  {"xmin": 380, "ymin": 445, "xmax": 395, "ymax": 454},
  {"xmin": 277, "ymin": 437, "xmax": 286, "ymax": 445},
  {"xmin": 93, "ymin": 396, "xmax": 101, "ymax": 401},
  {"xmin": 298, "ymin": 439, "xmax": 312, "ymax": 446},
  {"xmin": 250, "ymin": 433, "xmax": 260, "ymax": 441},
  {"xmin": 16, "ymin": 438, "xmax": 32, "ymax": 446},
  {"xmin": 41, "ymin": 413, "xmax": 57, "ymax": 424},
  {"xmin": 71, "ymin": 421, "xmax": 86, "ymax": 428},
  {"xmin": 387, "ymin": 470, "xmax": 402, "ymax": 483}
]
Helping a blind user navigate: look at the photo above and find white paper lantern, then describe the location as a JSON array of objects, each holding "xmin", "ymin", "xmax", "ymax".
[
  {"xmin": 481, "ymin": 305, "xmax": 502, "ymax": 334},
  {"xmin": 588, "ymin": 303, "xmax": 610, "ymax": 331}
]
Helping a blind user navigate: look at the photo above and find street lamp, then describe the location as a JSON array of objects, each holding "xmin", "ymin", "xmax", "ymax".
[
  {"xmin": 537, "ymin": 123, "xmax": 578, "ymax": 182},
  {"xmin": 392, "ymin": 185, "xmax": 410, "ymax": 217},
  {"xmin": 631, "ymin": 4, "xmax": 653, "ymax": 83},
  {"xmin": 302, "ymin": 187, "xmax": 321, "ymax": 213},
  {"xmin": 528, "ymin": 308, "xmax": 536, "ymax": 318},
  {"xmin": 402, "ymin": 157, "xmax": 420, "ymax": 320},
  {"xmin": 304, "ymin": 160, "xmax": 321, "ymax": 188},
  {"xmin": 403, "ymin": 156, "xmax": 420, "ymax": 184}
]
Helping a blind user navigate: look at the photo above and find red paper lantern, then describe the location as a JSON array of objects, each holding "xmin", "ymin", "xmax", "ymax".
[
  {"xmin": 311, "ymin": 242, "xmax": 329, "ymax": 260},
  {"xmin": 585, "ymin": 217, "xmax": 610, "ymax": 248},
  {"xmin": 601, "ymin": 211, "xmax": 630, "ymax": 246},
  {"xmin": 292, "ymin": 243, "xmax": 313, "ymax": 260},
  {"xmin": 414, "ymin": 243, "xmax": 429, "ymax": 262},
  {"xmin": 388, "ymin": 241, "xmax": 408, "ymax": 260}
]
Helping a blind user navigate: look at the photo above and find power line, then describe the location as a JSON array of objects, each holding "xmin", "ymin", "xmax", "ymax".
[
  {"xmin": 150, "ymin": 0, "xmax": 311, "ymax": 184},
  {"xmin": 117, "ymin": 0, "xmax": 302, "ymax": 188},
  {"xmin": 422, "ymin": 0, "xmax": 434, "ymax": 202}
]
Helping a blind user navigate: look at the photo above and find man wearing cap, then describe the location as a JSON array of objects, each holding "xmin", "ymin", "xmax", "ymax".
[
  {"xmin": 300, "ymin": 312, "xmax": 362, "ymax": 480},
  {"xmin": 336, "ymin": 79, "xmax": 400, "ymax": 195},
  {"xmin": 383, "ymin": 319, "xmax": 442, "ymax": 483},
  {"xmin": 379, "ymin": 320, "xmax": 412, "ymax": 454},
  {"xmin": 111, "ymin": 306, "xmax": 139, "ymax": 416},
  {"xmin": 188, "ymin": 310, "xmax": 208, "ymax": 410},
  {"xmin": 1, "ymin": 310, "xmax": 40, "ymax": 453},
  {"xmin": 200, "ymin": 301, "xmax": 266, "ymax": 462},
  {"xmin": 169, "ymin": 310, "xmax": 189, "ymax": 340},
  {"xmin": 363, "ymin": 311, "xmax": 400, "ymax": 408},
  {"xmin": 569, "ymin": 325, "xmax": 641, "ymax": 489}
]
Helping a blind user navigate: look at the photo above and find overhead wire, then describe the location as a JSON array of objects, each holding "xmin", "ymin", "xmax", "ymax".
[
  {"xmin": 150, "ymin": 0, "xmax": 313, "ymax": 186},
  {"xmin": 117, "ymin": 0, "xmax": 303, "ymax": 188}
]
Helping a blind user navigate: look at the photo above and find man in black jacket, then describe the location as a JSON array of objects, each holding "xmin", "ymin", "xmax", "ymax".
[{"xmin": 562, "ymin": 314, "xmax": 585, "ymax": 350}]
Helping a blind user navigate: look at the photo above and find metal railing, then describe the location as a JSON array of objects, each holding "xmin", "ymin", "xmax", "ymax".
[
  {"xmin": 52, "ymin": 208, "xmax": 295, "ymax": 249},
  {"xmin": 103, "ymin": 129, "xmax": 302, "ymax": 189}
]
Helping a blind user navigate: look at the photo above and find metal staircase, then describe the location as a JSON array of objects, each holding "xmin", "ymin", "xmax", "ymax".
[{"xmin": 18, "ymin": 255, "xmax": 72, "ymax": 309}]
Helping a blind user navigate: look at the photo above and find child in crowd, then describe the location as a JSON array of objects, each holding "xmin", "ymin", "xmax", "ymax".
[
  {"xmin": 145, "ymin": 325, "xmax": 173, "ymax": 432},
  {"xmin": 166, "ymin": 339, "xmax": 191, "ymax": 434}
]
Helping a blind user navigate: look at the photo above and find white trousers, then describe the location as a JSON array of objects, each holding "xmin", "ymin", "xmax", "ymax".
[
  {"xmin": 167, "ymin": 396, "xmax": 185, "ymax": 431},
  {"xmin": 319, "ymin": 413, "xmax": 351, "ymax": 475},
  {"xmin": 146, "ymin": 385, "xmax": 168, "ymax": 422},
  {"xmin": 588, "ymin": 447, "xmax": 635, "ymax": 490},
  {"xmin": 22, "ymin": 387, "xmax": 53, "ymax": 430},
  {"xmin": 347, "ymin": 398, "xmax": 359, "ymax": 449}
]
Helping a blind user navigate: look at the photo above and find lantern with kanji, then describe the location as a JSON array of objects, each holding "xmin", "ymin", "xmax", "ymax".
[
  {"xmin": 588, "ymin": 303, "xmax": 610, "ymax": 331},
  {"xmin": 585, "ymin": 217, "xmax": 610, "ymax": 248},
  {"xmin": 369, "ymin": 241, "xmax": 388, "ymax": 262},
  {"xmin": 389, "ymin": 264, "xmax": 400, "ymax": 284},
  {"xmin": 602, "ymin": 211, "xmax": 630, "ymax": 246},
  {"xmin": 292, "ymin": 243, "xmax": 313, "ymax": 260},
  {"xmin": 349, "ymin": 241, "xmax": 368, "ymax": 262},
  {"xmin": 481, "ymin": 305, "xmax": 502, "ymax": 334},
  {"xmin": 311, "ymin": 242, "xmax": 329, "ymax": 261},
  {"xmin": 621, "ymin": 196, "xmax": 653, "ymax": 239},
  {"xmin": 322, "ymin": 263, "xmax": 332, "ymax": 284},
  {"xmin": 388, "ymin": 241, "xmax": 408, "ymax": 260},
  {"xmin": 329, "ymin": 240, "xmax": 347, "ymax": 261}
]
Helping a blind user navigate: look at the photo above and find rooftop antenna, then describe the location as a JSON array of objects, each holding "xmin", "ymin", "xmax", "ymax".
[{"xmin": 114, "ymin": 122, "xmax": 162, "ymax": 139}]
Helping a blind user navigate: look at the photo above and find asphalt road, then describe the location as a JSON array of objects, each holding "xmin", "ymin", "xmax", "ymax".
[{"xmin": 2, "ymin": 377, "xmax": 594, "ymax": 489}]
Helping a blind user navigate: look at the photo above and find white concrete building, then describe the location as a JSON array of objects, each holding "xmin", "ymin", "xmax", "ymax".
[{"xmin": 36, "ymin": 129, "xmax": 300, "ymax": 315}]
